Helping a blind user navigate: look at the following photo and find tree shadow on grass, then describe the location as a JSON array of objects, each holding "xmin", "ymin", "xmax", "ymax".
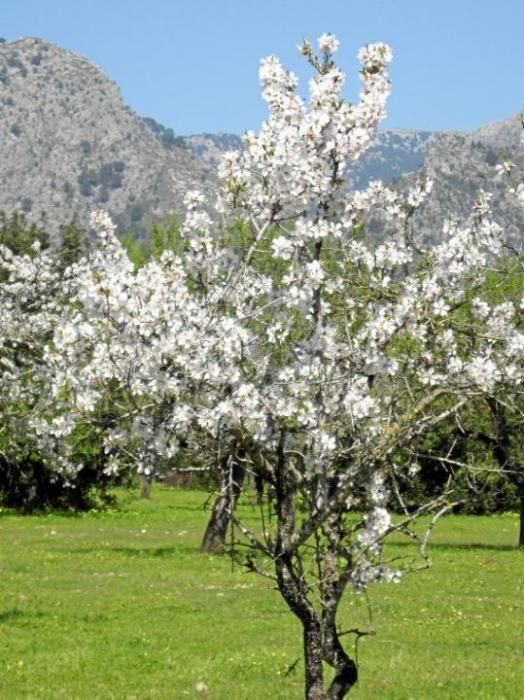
[
  {"xmin": 111, "ymin": 545, "xmax": 190, "ymax": 557},
  {"xmin": 388, "ymin": 541, "xmax": 517, "ymax": 552},
  {"xmin": 0, "ymin": 609, "xmax": 24, "ymax": 623},
  {"xmin": 0, "ymin": 609, "xmax": 47, "ymax": 624},
  {"xmin": 61, "ymin": 544, "xmax": 197, "ymax": 557}
]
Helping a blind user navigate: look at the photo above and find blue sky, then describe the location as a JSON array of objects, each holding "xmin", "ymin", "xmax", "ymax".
[{"xmin": 2, "ymin": 0, "xmax": 523, "ymax": 136}]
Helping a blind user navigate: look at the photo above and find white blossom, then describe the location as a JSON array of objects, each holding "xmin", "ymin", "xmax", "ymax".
[{"xmin": 318, "ymin": 33, "xmax": 340, "ymax": 55}]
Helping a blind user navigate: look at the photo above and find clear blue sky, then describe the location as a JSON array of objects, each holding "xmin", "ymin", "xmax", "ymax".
[{"xmin": 2, "ymin": 0, "xmax": 523, "ymax": 136}]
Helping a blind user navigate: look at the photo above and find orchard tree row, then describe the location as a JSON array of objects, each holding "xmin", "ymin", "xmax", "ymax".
[
  {"xmin": 1, "ymin": 34, "xmax": 523, "ymax": 699},
  {"xmin": 2, "ymin": 214, "xmax": 522, "ymax": 517}
]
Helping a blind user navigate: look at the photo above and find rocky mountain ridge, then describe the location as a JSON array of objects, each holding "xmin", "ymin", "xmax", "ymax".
[
  {"xmin": 0, "ymin": 37, "xmax": 215, "ymax": 236},
  {"xmin": 0, "ymin": 36, "xmax": 522, "ymax": 244},
  {"xmin": 397, "ymin": 120, "xmax": 524, "ymax": 246},
  {"xmin": 176, "ymin": 117, "xmax": 524, "ymax": 247}
]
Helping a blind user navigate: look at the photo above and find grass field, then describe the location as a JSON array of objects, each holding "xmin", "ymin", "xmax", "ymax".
[{"xmin": 0, "ymin": 488, "xmax": 522, "ymax": 699}]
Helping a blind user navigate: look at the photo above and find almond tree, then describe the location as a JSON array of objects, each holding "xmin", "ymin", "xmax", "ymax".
[
  {"xmin": 0, "ymin": 238, "xmax": 83, "ymax": 507},
  {"xmin": 170, "ymin": 35, "xmax": 524, "ymax": 697},
  {"xmin": 32, "ymin": 34, "xmax": 524, "ymax": 699},
  {"xmin": 0, "ymin": 226, "xmax": 129, "ymax": 508}
]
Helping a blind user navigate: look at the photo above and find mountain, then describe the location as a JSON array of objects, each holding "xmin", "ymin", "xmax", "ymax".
[
  {"xmin": 472, "ymin": 113, "xmax": 523, "ymax": 151},
  {"xmin": 177, "ymin": 119, "xmax": 524, "ymax": 247},
  {"xmin": 0, "ymin": 36, "xmax": 522, "ymax": 246},
  {"xmin": 173, "ymin": 129, "xmax": 433, "ymax": 186},
  {"xmin": 395, "ymin": 119, "xmax": 524, "ymax": 246},
  {"xmin": 347, "ymin": 129, "xmax": 433, "ymax": 188},
  {"xmin": 182, "ymin": 133, "xmax": 244, "ymax": 164},
  {"xmin": 0, "ymin": 37, "xmax": 215, "ymax": 236}
]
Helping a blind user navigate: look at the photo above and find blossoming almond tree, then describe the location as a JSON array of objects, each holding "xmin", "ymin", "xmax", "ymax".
[
  {"xmin": 28, "ymin": 34, "xmax": 524, "ymax": 699},
  {"xmin": 0, "ymin": 240, "xmax": 86, "ymax": 507},
  {"xmin": 171, "ymin": 35, "xmax": 524, "ymax": 698}
]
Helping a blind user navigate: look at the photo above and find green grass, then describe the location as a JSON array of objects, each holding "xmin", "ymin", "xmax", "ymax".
[{"xmin": 0, "ymin": 488, "xmax": 522, "ymax": 699}]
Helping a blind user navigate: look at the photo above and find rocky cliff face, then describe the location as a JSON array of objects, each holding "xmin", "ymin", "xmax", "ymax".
[
  {"xmin": 472, "ymin": 113, "xmax": 523, "ymax": 150},
  {"xmin": 397, "ymin": 119, "xmax": 524, "ymax": 246},
  {"xmin": 0, "ymin": 37, "xmax": 215, "ymax": 235},
  {"xmin": 347, "ymin": 129, "xmax": 434, "ymax": 188}
]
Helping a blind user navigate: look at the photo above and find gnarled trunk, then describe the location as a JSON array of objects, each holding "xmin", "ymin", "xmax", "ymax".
[
  {"xmin": 303, "ymin": 619, "xmax": 325, "ymax": 700},
  {"xmin": 321, "ymin": 516, "xmax": 358, "ymax": 699},
  {"xmin": 276, "ymin": 550, "xmax": 326, "ymax": 699},
  {"xmin": 276, "ymin": 552, "xmax": 357, "ymax": 700},
  {"xmin": 271, "ymin": 433, "xmax": 358, "ymax": 698},
  {"xmin": 141, "ymin": 474, "xmax": 153, "ymax": 499},
  {"xmin": 324, "ymin": 624, "xmax": 358, "ymax": 699},
  {"xmin": 519, "ymin": 482, "xmax": 524, "ymax": 550},
  {"xmin": 200, "ymin": 456, "xmax": 245, "ymax": 554}
]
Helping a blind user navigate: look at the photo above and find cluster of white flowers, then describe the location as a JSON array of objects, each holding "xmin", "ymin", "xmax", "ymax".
[{"xmin": 317, "ymin": 33, "xmax": 340, "ymax": 55}]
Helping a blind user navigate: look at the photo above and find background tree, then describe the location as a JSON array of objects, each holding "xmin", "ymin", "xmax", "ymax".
[
  {"xmin": 0, "ymin": 211, "xmax": 124, "ymax": 509},
  {"xmin": 0, "ymin": 209, "xmax": 49, "ymax": 258}
]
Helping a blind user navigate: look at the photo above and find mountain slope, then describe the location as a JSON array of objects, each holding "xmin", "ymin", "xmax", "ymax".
[
  {"xmin": 473, "ymin": 113, "xmax": 523, "ymax": 150},
  {"xmin": 0, "ymin": 37, "xmax": 215, "ymax": 235},
  {"xmin": 0, "ymin": 36, "xmax": 522, "ymax": 246},
  {"xmin": 177, "ymin": 118, "xmax": 524, "ymax": 247},
  {"xmin": 398, "ymin": 122, "xmax": 524, "ymax": 246},
  {"xmin": 175, "ymin": 129, "xmax": 433, "ymax": 187}
]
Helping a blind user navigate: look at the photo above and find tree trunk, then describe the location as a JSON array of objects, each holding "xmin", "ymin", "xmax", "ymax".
[
  {"xmin": 303, "ymin": 619, "xmax": 325, "ymax": 700},
  {"xmin": 321, "ymin": 518, "xmax": 358, "ymax": 699},
  {"xmin": 272, "ymin": 453, "xmax": 326, "ymax": 699},
  {"xmin": 200, "ymin": 457, "xmax": 245, "ymax": 554},
  {"xmin": 276, "ymin": 552, "xmax": 327, "ymax": 700},
  {"xmin": 324, "ymin": 626, "xmax": 358, "ymax": 699},
  {"xmin": 519, "ymin": 482, "xmax": 524, "ymax": 550},
  {"xmin": 141, "ymin": 474, "xmax": 153, "ymax": 499}
]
